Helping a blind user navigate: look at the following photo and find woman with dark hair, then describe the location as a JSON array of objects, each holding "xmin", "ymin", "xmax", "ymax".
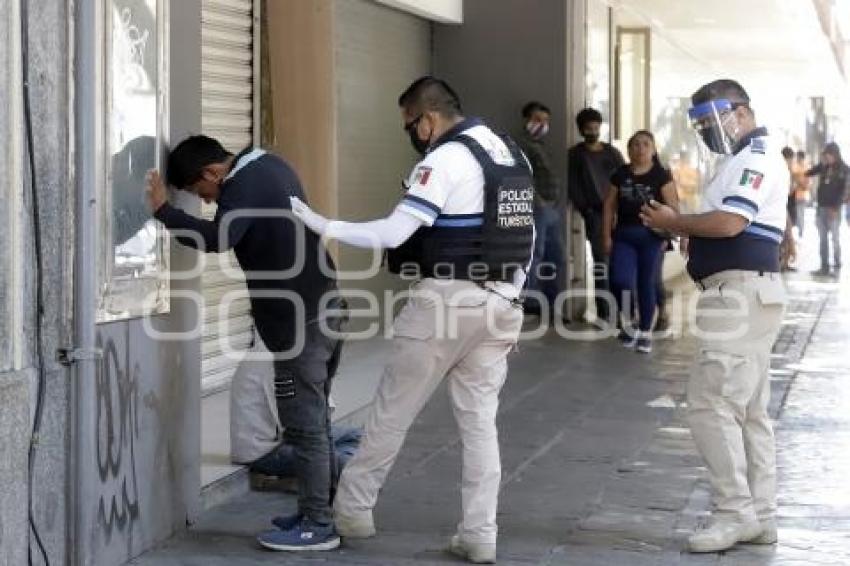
[
  {"xmin": 807, "ymin": 142, "xmax": 850, "ymax": 276},
  {"xmin": 603, "ymin": 130, "xmax": 679, "ymax": 353}
]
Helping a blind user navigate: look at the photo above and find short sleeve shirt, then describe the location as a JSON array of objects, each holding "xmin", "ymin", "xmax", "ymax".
[
  {"xmin": 396, "ymin": 124, "xmax": 517, "ymax": 226},
  {"xmin": 610, "ymin": 163, "xmax": 672, "ymax": 225},
  {"xmin": 699, "ymin": 131, "xmax": 788, "ymax": 236},
  {"xmin": 688, "ymin": 129, "xmax": 788, "ymax": 280},
  {"xmin": 394, "ymin": 120, "xmax": 530, "ymax": 294}
]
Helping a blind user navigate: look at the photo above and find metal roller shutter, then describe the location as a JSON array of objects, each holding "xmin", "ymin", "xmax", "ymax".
[{"xmin": 201, "ymin": 0, "xmax": 257, "ymax": 394}]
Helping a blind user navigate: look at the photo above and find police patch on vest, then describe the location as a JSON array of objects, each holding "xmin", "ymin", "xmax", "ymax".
[
  {"xmin": 739, "ymin": 168, "xmax": 764, "ymax": 189},
  {"xmin": 386, "ymin": 126, "xmax": 534, "ymax": 282},
  {"xmin": 497, "ymin": 185, "xmax": 534, "ymax": 228}
]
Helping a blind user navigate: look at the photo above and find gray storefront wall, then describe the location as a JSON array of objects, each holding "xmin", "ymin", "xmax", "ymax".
[
  {"xmin": 72, "ymin": 0, "xmax": 206, "ymax": 564},
  {"xmin": 1, "ymin": 1, "xmax": 75, "ymax": 564}
]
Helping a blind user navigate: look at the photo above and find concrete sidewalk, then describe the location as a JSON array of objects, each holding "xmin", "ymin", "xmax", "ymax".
[{"xmin": 132, "ymin": 272, "xmax": 842, "ymax": 565}]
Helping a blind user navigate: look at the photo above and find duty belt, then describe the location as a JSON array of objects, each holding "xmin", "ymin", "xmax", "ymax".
[{"xmin": 695, "ymin": 270, "xmax": 772, "ymax": 291}]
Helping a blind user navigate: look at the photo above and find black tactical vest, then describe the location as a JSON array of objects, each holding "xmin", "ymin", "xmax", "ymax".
[{"xmin": 387, "ymin": 122, "xmax": 534, "ymax": 282}]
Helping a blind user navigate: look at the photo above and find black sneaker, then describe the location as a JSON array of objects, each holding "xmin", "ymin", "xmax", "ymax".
[{"xmin": 618, "ymin": 329, "xmax": 637, "ymax": 348}]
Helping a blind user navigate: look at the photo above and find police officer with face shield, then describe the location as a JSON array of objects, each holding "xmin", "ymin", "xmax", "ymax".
[
  {"xmin": 640, "ymin": 79, "xmax": 788, "ymax": 553},
  {"xmin": 290, "ymin": 76, "xmax": 534, "ymax": 563}
]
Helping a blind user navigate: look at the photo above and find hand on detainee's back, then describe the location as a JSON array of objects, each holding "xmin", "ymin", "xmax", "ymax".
[{"xmin": 290, "ymin": 196, "xmax": 329, "ymax": 235}]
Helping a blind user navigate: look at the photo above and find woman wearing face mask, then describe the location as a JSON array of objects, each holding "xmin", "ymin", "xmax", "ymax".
[
  {"xmin": 603, "ymin": 130, "xmax": 679, "ymax": 353},
  {"xmin": 806, "ymin": 142, "xmax": 850, "ymax": 276}
]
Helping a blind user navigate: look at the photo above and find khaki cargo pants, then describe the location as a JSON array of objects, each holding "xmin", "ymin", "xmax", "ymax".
[
  {"xmin": 334, "ymin": 278, "xmax": 523, "ymax": 544},
  {"xmin": 688, "ymin": 270, "xmax": 786, "ymax": 523}
]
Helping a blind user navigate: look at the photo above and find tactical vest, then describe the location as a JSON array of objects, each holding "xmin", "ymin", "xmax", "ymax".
[{"xmin": 387, "ymin": 125, "xmax": 535, "ymax": 282}]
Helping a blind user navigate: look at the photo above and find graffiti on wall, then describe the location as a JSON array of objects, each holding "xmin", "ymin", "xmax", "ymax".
[{"xmin": 95, "ymin": 329, "xmax": 141, "ymax": 540}]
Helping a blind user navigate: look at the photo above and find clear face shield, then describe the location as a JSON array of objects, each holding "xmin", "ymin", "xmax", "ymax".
[{"xmin": 687, "ymin": 98, "xmax": 743, "ymax": 183}]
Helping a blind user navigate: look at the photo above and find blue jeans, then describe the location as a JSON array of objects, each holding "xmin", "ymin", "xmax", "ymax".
[
  {"xmin": 816, "ymin": 206, "xmax": 841, "ymax": 269},
  {"xmin": 609, "ymin": 225, "xmax": 665, "ymax": 332},
  {"xmin": 526, "ymin": 204, "xmax": 566, "ymax": 307},
  {"xmin": 251, "ymin": 426, "xmax": 363, "ymax": 483}
]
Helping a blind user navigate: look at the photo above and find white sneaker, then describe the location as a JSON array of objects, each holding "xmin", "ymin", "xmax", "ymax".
[
  {"xmin": 448, "ymin": 535, "xmax": 496, "ymax": 564},
  {"xmin": 744, "ymin": 518, "xmax": 778, "ymax": 545},
  {"xmin": 635, "ymin": 334, "xmax": 652, "ymax": 354},
  {"xmin": 687, "ymin": 517, "xmax": 762, "ymax": 553},
  {"xmin": 334, "ymin": 510, "xmax": 376, "ymax": 539}
]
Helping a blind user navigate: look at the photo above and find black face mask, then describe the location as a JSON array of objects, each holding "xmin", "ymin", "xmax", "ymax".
[
  {"xmin": 583, "ymin": 132, "xmax": 600, "ymax": 144},
  {"xmin": 698, "ymin": 127, "xmax": 727, "ymax": 154},
  {"xmin": 405, "ymin": 115, "xmax": 430, "ymax": 155}
]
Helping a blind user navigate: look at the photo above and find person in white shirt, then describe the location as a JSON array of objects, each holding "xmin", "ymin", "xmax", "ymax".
[
  {"xmin": 641, "ymin": 79, "xmax": 789, "ymax": 553},
  {"xmin": 291, "ymin": 76, "xmax": 534, "ymax": 564}
]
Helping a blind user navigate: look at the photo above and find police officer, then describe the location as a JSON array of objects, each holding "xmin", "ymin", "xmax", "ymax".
[
  {"xmin": 291, "ymin": 76, "xmax": 534, "ymax": 564},
  {"xmin": 640, "ymin": 79, "xmax": 788, "ymax": 553}
]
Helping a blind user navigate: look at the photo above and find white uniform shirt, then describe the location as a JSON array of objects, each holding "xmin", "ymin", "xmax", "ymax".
[
  {"xmin": 398, "ymin": 124, "xmax": 515, "ymax": 224},
  {"xmin": 700, "ymin": 131, "xmax": 788, "ymax": 238},
  {"xmin": 396, "ymin": 121, "xmax": 531, "ymax": 293},
  {"xmin": 689, "ymin": 128, "xmax": 788, "ymax": 279}
]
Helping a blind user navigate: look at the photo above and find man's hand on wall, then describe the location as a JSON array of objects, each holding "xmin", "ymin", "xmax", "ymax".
[{"xmin": 145, "ymin": 169, "xmax": 168, "ymax": 213}]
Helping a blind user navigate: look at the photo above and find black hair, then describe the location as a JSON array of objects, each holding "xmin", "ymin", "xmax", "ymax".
[
  {"xmin": 575, "ymin": 107, "xmax": 603, "ymax": 130},
  {"xmin": 781, "ymin": 146, "xmax": 794, "ymax": 159},
  {"xmin": 522, "ymin": 101, "xmax": 551, "ymax": 120},
  {"xmin": 795, "ymin": 150, "xmax": 806, "ymax": 160},
  {"xmin": 166, "ymin": 135, "xmax": 232, "ymax": 188},
  {"xmin": 627, "ymin": 129, "xmax": 662, "ymax": 168},
  {"xmin": 398, "ymin": 76, "xmax": 462, "ymax": 118},
  {"xmin": 691, "ymin": 79, "xmax": 751, "ymax": 107},
  {"xmin": 823, "ymin": 142, "xmax": 846, "ymax": 168}
]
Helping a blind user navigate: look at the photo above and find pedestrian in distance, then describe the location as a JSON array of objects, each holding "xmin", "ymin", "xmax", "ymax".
[
  {"xmin": 791, "ymin": 150, "xmax": 811, "ymax": 237},
  {"xmin": 806, "ymin": 142, "xmax": 850, "ymax": 276},
  {"xmin": 517, "ymin": 100, "xmax": 567, "ymax": 321},
  {"xmin": 568, "ymin": 108, "xmax": 625, "ymax": 327}
]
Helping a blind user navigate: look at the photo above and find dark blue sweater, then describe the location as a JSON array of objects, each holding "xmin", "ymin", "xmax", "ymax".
[{"xmin": 154, "ymin": 151, "xmax": 337, "ymax": 346}]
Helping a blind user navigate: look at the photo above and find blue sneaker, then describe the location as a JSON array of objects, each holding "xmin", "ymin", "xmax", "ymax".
[
  {"xmin": 636, "ymin": 335, "xmax": 652, "ymax": 354},
  {"xmin": 257, "ymin": 518, "xmax": 340, "ymax": 552},
  {"xmin": 618, "ymin": 328, "xmax": 637, "ymax": 348},
  {"xmin": 270, "ymin": 512, "xmax": 302, "ymax": 531}
]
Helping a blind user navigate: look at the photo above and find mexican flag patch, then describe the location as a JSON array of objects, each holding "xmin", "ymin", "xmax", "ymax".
[
  {"xmin": 413, "ymin": 166, "xmax": 432, "ymax": 186},
  {"xmin": 739, "ymin": 168, "xmax": 764, "ymax": 189}
]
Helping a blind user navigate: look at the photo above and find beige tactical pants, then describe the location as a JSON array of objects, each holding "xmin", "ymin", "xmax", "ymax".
[
  {"xmin": 688, "ymin": 270, "xmax": 786, "ymax": 523},
  {"xmin": 334, "ymin": 278, "xmax": 523, "ymax": 544}
]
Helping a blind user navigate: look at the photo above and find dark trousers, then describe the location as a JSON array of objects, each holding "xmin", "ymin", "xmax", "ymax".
[
  {"xmin": 582, "ymin": 209, "xmax": 610, "ymax": 320},
  {"xmin": 254, "ymin": 311, "xmax": 345, "ymax": 525},
  {"xmin": 609, "ymin": 225, "xmax": 665, "ymax": 332},
  {"xmin": 656, "ymin": 251, "xmax": 667, "ymax": 311},
  {"xmin": 816, "ymin": 206, "xmax": 841, "ymax": 270}
]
